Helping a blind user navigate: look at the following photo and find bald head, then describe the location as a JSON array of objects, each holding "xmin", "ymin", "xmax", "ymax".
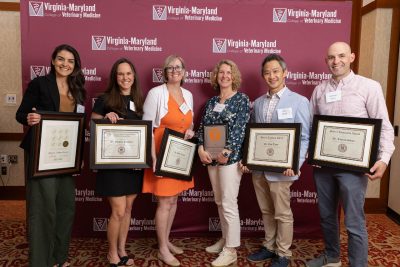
[
  {"xmin": 327, "ymin": 42, "xmax": 352, "ymax": 56},
  {"xmin": 325, "ymin": 42, "xmax": 355, "ymax": 81}
]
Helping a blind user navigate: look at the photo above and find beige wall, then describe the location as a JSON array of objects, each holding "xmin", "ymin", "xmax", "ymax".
[
  {"xmin": 0, "ymin": 2, "xmax": 24, "ymax": 186},
  {"xmin": 358, "ymin": 7, "xmax": 393, "ymax": 198}
]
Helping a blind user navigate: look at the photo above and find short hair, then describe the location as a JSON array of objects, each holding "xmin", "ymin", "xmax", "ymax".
[
  {"xmin": 162, "ymin": 55, "xmax": 186, "ymax": 85},
  {"xmin": 261, "ymin": 54, "xmax": 287, "ymax": 76},
  {"xmin": 210, "ymin": 59, "xmax": 242, "ymax": 92}
]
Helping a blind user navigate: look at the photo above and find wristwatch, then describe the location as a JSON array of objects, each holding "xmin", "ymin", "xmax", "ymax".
[{"xmin": 222, "ymin": 151, "xmax": 230, "ymax": 158}]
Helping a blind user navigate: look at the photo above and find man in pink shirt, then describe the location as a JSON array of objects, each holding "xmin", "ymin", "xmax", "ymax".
[{"xmin": 307, "ymin": 42, "xmax": 395, "ymax": 267}]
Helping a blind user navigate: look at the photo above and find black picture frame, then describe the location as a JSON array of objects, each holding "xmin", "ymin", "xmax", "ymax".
[
  {"xmin": 30, "ymin": 111, "xmax": 85, "ymax": 178},
  {"xmin": 90, "ymin": 119, "xmax": 152, "ymax": 169},
  {"xmin": 243, "ymin": 123, "xmax": 301, "ymax": 173},
  {"xmin": 155, "ymin": 128, "xmax": 197, "ymax": 181},
  {"xmin": 308, "ymin": 115, "xmax": 382, "ymax": 173}
]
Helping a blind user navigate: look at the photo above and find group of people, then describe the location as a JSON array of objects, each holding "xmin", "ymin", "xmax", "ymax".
[{"xmin": 16, "ymin": 41, "xmax": 395, "ymax": 267}]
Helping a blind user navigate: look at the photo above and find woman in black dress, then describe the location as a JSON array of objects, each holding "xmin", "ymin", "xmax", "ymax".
[{"xmin": 91, "ymin": 58, "xmax": 144, "ymax": 267}]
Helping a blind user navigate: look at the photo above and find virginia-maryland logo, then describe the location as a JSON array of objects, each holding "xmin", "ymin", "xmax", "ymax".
[
  {"xmin": 209, "ymin": 217, "xmax": 221, "ymax": 231},
  {"xmin": 153, "ymin": 5, "xmax": 167, "ymax": 20},
  {"xmin": 29, "ymin": 1, "xmax": 44, "ymax": 16},
  {"xmin": 152, "ymin": 68, "xmax": 164, "ymax": 83},
  {"xmin": 30, "ymin": 65, "xmax": 46, "ymax": 80},
  {"xmin": 93, "ymin": 218, "xmax": 107, "ymax": 231},
  {"xmin": 91, "ymin": 36, "xmax": 106, "ymax": 50},
  {"xmin": 212, "ymin": 38, "xmax": 227, "ymax": 53},
  {"xmin": 273, "ymin": 8, "xmax": 287, "ymax": 23}
]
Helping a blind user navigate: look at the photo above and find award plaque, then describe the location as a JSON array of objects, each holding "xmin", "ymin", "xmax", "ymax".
[
  {"xmin": 30, "ymin": 111, "xmax": 85, "ymax": 178},
  {"xmin": 308, "ymin": 115, "xmax": 381, "ymax": 173},
  {"xmin": 155, "ymin": 128, "xmax": 197, "ymax": 181},
  {"xmin": 243, "ymin": 123, "xmax": 301, "ymax": 173},
  {"xmin": 90, "ymin": 119, "xmax": 152, "ymax": 169},
  {"xmin": 204, "ymin": 124, "xmax": 227, "ymax": 159}
]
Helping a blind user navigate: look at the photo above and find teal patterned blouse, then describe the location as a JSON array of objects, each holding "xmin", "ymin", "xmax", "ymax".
[{"xmin": 197, "ymin": 92, "xmax": 250, "ymax": 165}]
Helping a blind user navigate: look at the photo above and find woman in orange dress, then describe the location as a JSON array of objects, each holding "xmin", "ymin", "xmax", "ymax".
[{"xmin": 142, "ymin": 55, "xmax": 195, "ymax": 267}]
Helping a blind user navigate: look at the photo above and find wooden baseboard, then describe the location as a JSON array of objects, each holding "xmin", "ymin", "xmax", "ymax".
[
  {"xmin": 0, "ymin": 186, "xmax": 25, "ymax": 200},
  {"xmin": 387, "ymin": 208, "xmax": 400, "ymax": 225}
]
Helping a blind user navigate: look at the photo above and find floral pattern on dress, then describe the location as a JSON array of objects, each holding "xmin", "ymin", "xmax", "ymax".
[{"xmin": 197, "ymin": 92, "xmax": 250, "ymax": 165}]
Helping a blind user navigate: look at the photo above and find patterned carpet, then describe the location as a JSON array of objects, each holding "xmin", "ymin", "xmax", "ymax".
[{"xmin": 0, "ymin": 214, "xmax": 399, "ymax": 266}]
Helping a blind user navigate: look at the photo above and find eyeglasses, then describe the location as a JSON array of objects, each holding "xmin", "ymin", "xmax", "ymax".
[{"xmin": 165, "ymin": 66, "xmax": 183, "ymax": 73}]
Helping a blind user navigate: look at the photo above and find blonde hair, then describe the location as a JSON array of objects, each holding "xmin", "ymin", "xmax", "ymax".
[
  {"xmin": 210, "ymin": 59, "xmax": 241, "ymax": 93},
  {"xmin": 162, "ymin": 55, "xmax": 186, "ymax": 85}
]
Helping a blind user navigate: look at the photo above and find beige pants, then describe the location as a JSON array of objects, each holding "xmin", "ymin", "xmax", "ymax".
[
  {"xmin": 252, "ymin": 172, "xmax": 294, "ymax": 257},
  {"xmin": 208, "ymin": 162, "xmax": 242, "ymax": 248}
]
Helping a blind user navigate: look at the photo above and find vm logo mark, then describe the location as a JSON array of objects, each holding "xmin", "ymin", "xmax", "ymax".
[
  {"xmin": 29, "ymin": 1, "xmax": 44, "ymax": 16},
  {"xmin": 273, "ymin": 8, "xmax": 287, "ymax": 23},
  {"xmin": 30, "ymin": 65, "xmax": 48, "ymax": 80},
  {"xmin": 152, "ymin": 68, "xmax": 164, "ymax": 83},
  {"xmin": 92, "ymin": 36, "xmax": 106, "ymax": 50},
  {"xmin": 153, "ymin": 5, "xmax": 167, "ymax": 20},
  {"xmin": 212, "ymin": 38, "xmax": 227, "ymax": 53}
]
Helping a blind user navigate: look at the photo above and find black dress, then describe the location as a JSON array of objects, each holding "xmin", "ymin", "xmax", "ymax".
[{"xmin": 92, "ymin": 95, "xmax": 144, "ymax": 197}]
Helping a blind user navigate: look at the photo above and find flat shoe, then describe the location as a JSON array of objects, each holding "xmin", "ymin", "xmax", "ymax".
[
  {"xmin": 118, "ymin": 256, "xmax": 134, "ymax": 266},
  {"xmin": 157, "ymin": 252, "xmax": 180, "ymax": 267},
  {"xmin": 169, "ymin": 244, "xmax": 184, "ymax": 255}
]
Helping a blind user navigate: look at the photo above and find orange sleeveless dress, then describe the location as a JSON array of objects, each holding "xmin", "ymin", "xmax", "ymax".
[{"xmin": 142, "ymin": 97, "xmax": 195, "ymax": 196}]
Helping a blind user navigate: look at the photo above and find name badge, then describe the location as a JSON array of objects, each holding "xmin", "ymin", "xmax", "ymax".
[
  {"xmin": 129, "ymin": 101, "xmax": 136, "ymax": 112},
  {"xmin": 213, "ymin": 103, "xmax": 226, "ymax": 113},
  {"xmin": 76, "ymin": 104, "xmax": 85, "ymax": 113},
  {"xmin": 326, "ymin": 90, "xmax": 341, "ymax": 103},
  {"xmin": 179, "ymin": 103, "xmax": 190, "ymax": 114},
  {"xmin": 277, "ymin": 107, "xmax": 293, "ymax": 120}
]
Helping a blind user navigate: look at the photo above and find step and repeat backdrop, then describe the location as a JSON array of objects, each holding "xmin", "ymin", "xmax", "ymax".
[{"xmin": 21, "ymin": 0, "xmax": 352, "ymax": 238}]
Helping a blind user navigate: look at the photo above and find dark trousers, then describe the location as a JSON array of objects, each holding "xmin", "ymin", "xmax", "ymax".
[
  {"xmin": 314, "ymin": 167, "xmax": 368, "ymax": 267},
  {"xmin": 27, "ymin": 175, "xmax": 75, "ymax": 267}
]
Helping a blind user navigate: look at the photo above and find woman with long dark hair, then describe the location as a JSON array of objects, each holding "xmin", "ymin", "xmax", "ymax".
[
  {"xmin": 91, "ymin": 58, "xmax": 144, "ymax": 267},
  {"xmin": 16, "ymin": 44, "xmax": 86, "ymax": 267}
]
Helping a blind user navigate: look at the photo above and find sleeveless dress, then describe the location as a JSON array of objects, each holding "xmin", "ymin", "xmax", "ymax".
[{"xmin": 142, "ymin": 97, "xmax": 194, "ymax": 196}]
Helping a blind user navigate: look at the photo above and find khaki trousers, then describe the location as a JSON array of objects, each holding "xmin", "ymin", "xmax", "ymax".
[
  {"xmin": 252, "ymin": 172, "xmax": 293, "ymax": 257},
  {"xmin": 208, "ymin": 162, "xmax": 242, "ymax": 248}
]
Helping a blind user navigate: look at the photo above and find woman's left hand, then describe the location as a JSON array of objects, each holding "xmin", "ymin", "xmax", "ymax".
[
  {"xmin": 184, "ymin": 129, "xmax": 195, "ymax": 140},
  {"xmin": 216, "ymin": 151, "xmax": 229, "ymax": 165}
]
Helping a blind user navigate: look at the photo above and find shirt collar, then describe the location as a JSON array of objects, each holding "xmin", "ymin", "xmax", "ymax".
[
  {"xmin": 330, "ymin": 70, "xmax": 355, "ymax": 87},
  {"xmin": 266, "ymin": 86, "xmax": 287, "ymax": 98}
]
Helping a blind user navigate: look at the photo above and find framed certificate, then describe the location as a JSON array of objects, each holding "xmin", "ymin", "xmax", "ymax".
[
  {"xmin": 30, "ymin": 111, "xmax": 85, "ymax": 178},
  {"xmin": 308, "ymin": 115, "xmax": 381, "ymax": 173},
  {"xmin": 242, "ymin": 123, "xmax": 301, "ymax": 173},
  {"xmin": 204, "ymin": 124, "xmax": 227, "ymax": 159},
  {"xmin": 90, "ymin": 119, "xmax": 152, "ymax": 169},
  {"xmin": 155, "ymin": 128, "xmax": 197, "ymax": 181}
]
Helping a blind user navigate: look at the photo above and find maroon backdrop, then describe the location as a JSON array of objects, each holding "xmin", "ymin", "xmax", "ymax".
[{"xmin": 20, "ymin": 0, "xmax": 352, "ymax": 238}]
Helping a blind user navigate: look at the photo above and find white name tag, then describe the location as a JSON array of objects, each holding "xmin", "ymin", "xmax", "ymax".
[
  {"xmin": 76, "ymin": 104, "xmax": 85, "ymax": 113},
  {"xmin": 277, "ymin": 107, "xmax": 293, "ymax": 120},
  {"xmin": 213, "ymin": 103, "xmax": 226, "ymax": 113},
  {"xmin": 326, "ymin": 90, "xmax": 341, "ymax": 103},
  {"xmin": 179, "ymin": 103, "xmax": 190, "ymax": 114},
  {"xmin": 130, "ymin": 100, "xmax": 136, "ymax": 112}
]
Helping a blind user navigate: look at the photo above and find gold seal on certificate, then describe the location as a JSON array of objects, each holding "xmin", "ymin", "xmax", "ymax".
[
  {"xmin": 243, "ymin": 123, "xmax": 301, "ymax": 173},
  {"xmin": 308, "ymin": 115, "xmax": 382, "ymax": 173},
  {"xmin": 90, "ymin": 119, "xmax": 152, "ymax": 169},
  {"xmin": 30, "ymin": 111, "xmax": 85, "ymax": 178},
  {"xmin": 155, "ymin": 128, "xmax": 197, "ymax": 181},
  {"xmin": 204, "ymin": 124, "xmax": 227, "ymax": 159}
]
